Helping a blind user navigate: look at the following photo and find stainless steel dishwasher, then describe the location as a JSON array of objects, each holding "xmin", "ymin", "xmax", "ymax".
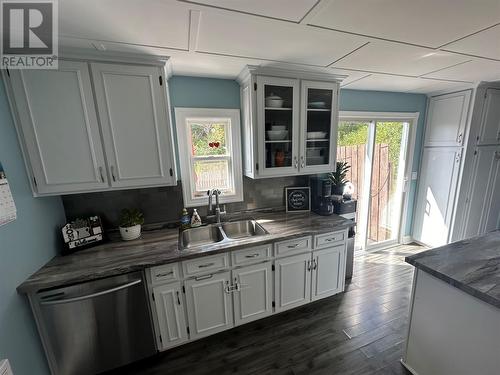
[{"xmin": 33, "ymin": 271, "xmax": 156, "ymax": 375}]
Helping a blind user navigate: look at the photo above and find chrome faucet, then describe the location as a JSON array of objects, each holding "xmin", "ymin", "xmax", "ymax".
[{"xmin": 207, "ymin": 189, "xmax": 226, "ymax": 223}]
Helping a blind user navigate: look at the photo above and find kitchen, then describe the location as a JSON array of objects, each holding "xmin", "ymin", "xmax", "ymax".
[{"xmin": 0, "ymin": 1, "xmax": 499, "ymax": 375}]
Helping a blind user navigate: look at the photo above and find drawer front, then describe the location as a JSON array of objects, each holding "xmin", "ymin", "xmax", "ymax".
[
  {"xmin": 275, "ymin": 236, "xmax": 312, "ymax": 257},
  {"xmin": 150, "ymin": 263, "xmax": 180, "ymax": 285},
  {"xmin": 182, "ymin": 253, "xmax": 229, "ymax": 277},
  {"xmin": 232, "ymin": 244, "xmax": 272, "ymax": 266},
  {"xmin": 315, "ymin": 231, "xmax": 346, "ymax": 249}
]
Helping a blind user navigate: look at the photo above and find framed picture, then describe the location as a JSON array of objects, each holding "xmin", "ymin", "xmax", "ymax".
[{"xmin": 285, "ymin": 187, "xmax": 311, "ymax": 213}]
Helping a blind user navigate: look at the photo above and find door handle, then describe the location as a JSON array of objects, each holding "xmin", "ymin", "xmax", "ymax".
[{"xmin": 39, "ymin": 279, "xmax": 142, "ymax": 305}]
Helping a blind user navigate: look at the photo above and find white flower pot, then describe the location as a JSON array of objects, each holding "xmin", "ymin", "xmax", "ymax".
[{"xmin": 119, "ymin": 224, "xmax": 141, "ymax": 241}]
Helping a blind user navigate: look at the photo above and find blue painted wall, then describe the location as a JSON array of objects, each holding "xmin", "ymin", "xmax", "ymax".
[
  {"xmin": 169, "ymin": 77, "xmax": 427, "ymax": 235},
  {"xmin": 0, "ymin": 80, "xmax": 66, "ymax": 375}
]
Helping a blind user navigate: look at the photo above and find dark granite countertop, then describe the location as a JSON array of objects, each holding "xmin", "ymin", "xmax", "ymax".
[
  {"xmin": 18, "ymin": 211, "xmax": 353, "ymax": 294},
  {"xmin": 406, "ymin": 230, "xmax": 500, "ymax": 309}
]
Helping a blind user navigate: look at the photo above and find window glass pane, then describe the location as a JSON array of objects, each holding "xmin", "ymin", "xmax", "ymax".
[
  {"xmin": 189, "ymin": 120, "xmax": 229, "ymax": 156},
  {"xmin": 192, "ymin": 159, "xmax": 232, "ymax": 197}
]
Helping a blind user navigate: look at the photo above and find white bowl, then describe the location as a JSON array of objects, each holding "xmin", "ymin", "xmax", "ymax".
[
  {"xmin": 271, "ymin": 125, "xmax": 286, "ymax": 131},
  {"xmin": 266, "ymin": 130, "xmax": 288, "ymax": 140},
  {"xmin": 306, "ymin": 147, "xmax": 323, "ymax": 157},
  {"xmin": 307, "ymin": 131, "xmax": 327, "ymax": 139},
  {"xmin": 265, "ymin": 98, "xmax": 284, "ymax": 108}
]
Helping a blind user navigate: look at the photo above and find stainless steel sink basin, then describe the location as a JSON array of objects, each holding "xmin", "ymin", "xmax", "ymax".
[
  {"xmin": 179, "ymin": 225, "xmax": 224, "ymax": 249},
  {"xmin": 221, "ymin": 220, "xmax": 268, "ymax": 239}
]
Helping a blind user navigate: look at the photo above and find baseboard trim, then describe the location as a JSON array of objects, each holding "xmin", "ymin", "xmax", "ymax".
[
  {"xmin": 400, "ymin": 359, "xmax": 419, "ymax": 375},
  {"xmin": 402, "ymin": 235, "xmax": 414, "ymax": 244}
]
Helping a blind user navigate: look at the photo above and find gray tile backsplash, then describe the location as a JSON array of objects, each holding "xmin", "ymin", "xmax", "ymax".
[{"xmin": 62, "ymin": 176, "xmax": 309, "ymax": 229}]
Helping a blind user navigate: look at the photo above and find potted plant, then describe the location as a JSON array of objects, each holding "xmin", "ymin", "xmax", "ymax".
[
  {"xmin": 329, "ymin": 161, "xmax": 350, "ymax": 196},
  {"xmin": 119, "ymin": 208, "xmax": 144, "ymax": 241}
]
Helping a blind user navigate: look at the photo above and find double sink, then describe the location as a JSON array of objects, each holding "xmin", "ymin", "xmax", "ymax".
[{"xmin": 179, "ymin": 220, "xmax": 268, "ymax": 249}]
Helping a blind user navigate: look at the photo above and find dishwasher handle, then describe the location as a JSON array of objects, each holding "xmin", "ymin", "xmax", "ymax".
[{"xmin": 40, "ymin": 279, "xmax": 142, "ymax": 305}]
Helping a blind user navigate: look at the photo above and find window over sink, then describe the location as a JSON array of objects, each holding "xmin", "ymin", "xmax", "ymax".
[{"xmin": 175, "ymin": 108, "xmax": 243, "ymax": 207}]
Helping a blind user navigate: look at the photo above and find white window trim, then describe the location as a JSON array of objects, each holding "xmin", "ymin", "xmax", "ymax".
[{"xmin": 175, "ymin": 107, "xmax": 244, "ymax": 207}]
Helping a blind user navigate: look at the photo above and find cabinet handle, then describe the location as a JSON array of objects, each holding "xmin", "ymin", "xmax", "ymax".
[
  {"xmin": 110, "ymin": 165, "xmax": 116, "ymax": 182},
  {"xmin": 300, "ymin": 156, "xmax": 305, "ymax": 168},
  {"xmin": 458, "ymin": 133, "xmax": 463, "ymax": 144},
  {"xmin": 287, "ymin": 243, "xmax": 300, "ymax": 248},
  {"xmin": 497, "ymin": 131, "xmax": 500, "ymax": 141},
  {"xmin": 198, "ymin": 262, "xmax": 215, "ymax": 268},
  {"xmin": 245, "ymin": 253, "xmax": 260, "ymax": 258},
  {"xmin": 325, "ymin": 237, "xmax": 336, "ymax": 242},
  {"xmin": 294, "ymin": 156, "xmax": 298, "ymax": 169},
  {"xmin": 176, "ymin": 291, "xmax": 181, "ymax": 305},
  {"xmin": 195, "ymin": 274, "xmax": 213, "ymax": 281},
  {"xmin": 156, "ymin": 271, "xmax": 173, "ymax": 278},
  {"xmin": 312, "ymin": 259, "xmax": 317, "ymax": 270},
  {"xmin": 307, "ymin": 260, "xmax": 312, "ymax": 271},
  {"xmin": 98, "ymin": 166, "xmax": 105, "ymax": 182}
]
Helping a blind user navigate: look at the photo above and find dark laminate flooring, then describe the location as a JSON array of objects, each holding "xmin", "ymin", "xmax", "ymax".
[{"xmin": 107, "ymin": 244, "xmax": 426, "ymax": 375}]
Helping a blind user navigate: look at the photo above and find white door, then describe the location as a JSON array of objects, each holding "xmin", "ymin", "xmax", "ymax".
[
  {"xmin": 424, "ymin": 90, "xmax": 471, "ymax": 147},
  {"xmin": 256, "ymin": 76, "xmax": 300, "ymax": 177},
  {"xmin": 477, "ymin": 89, "xmax": 500, "ymax": 146},
  {"xmin": 8, "ymin": 60, "xmax": 108, "ymax": 194},
  {"xmin": 311, "ymin": 245, "xmax": 346, "ymax": 301},
  {"xmin": 152, "ymin": 282, "xmax": 188, "ymax": 350},
  {"xmin": 184, "ymin": 271, "xmax": 234, "ymax": 340},
  {"xmin": 413, "ymin": 147, "xmax": 462, "ymax": 247},
  {"xmin": 274, "ymin": 253, "xmax": 312, "ymax": 313},
  {"xmin": 233, "ymin": 262, "xmax": 273, "ymax": 326},
  {"xmin": 91, "ymin": 63, "xmax": 176, "ymax": 188},
  {"xmin": 299, "ymin": 80, "xmax": 339, "ymax": 174}
]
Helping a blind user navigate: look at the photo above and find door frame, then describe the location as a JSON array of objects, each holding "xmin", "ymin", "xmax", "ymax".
[{"xmin": 339, "ymin": 111, "xmax": 420, "ymax": 251}]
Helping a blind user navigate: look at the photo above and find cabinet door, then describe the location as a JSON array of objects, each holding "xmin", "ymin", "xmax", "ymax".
[
  {"xmin": 233, "ymin": 262, "xmax": 273, "ymax": 326},
  {"xmin": 184, "ymin": 271, "xmax": 233, "ymax": 340},
  {"xmin": 300, "ymin": 80, "xmax": 339, "ymax": 173},
  {"xmin": 274, "ymin": 253, "xmax": 312, "ymax": 313},
  {"xmin": 91, "ymin": 63, "xmax": 176, "ymax": 188},
  {"xmin": 152, "ymin": 282, "xmax": 188, "ymax": 350},
  {"xmin": 477, "ymin": 89, "xmax": 500, "ymax": 146},
  {"xmin": 311, "ymin": 245, "xmax": 346, "ymax": 301},
  {"xmin": 9, "ymin": 60, "xmax": 108, "ymax": 194},
  {"xmin": 424, "ymin": 90, "xmax": 471, "ymax": 147},
  {"xmin": 413, "ymin": 148, "xmax": 462, "ymax": 247},
  {"xmin": 256, "ymin": 76, "xmax": 300, "ymax": 177},
  {"xmin": 483, "ymin": 149, "xmax": 500, "ymax": 233}
]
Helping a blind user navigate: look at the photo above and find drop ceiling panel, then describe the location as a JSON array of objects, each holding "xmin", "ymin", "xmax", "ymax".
[
  {"xmin": 423, "ymin": 59, "xmax": 500, "ymax": 82},
  {"xmin": 186, "ymin": 0, "xmax": 318, "ymax": 22},
  {"xmin": 332, "ymin": 41, "xmax": 470, "ymax": 76},
  {"xmin": 408, "ymin": 80, "xmax": 472, "ymax": 94},
  {"xmin": 196, "ymin": 11, "xmax": 369, "ymax": 66},
  {"xmin": 59, "ymin": 0, "xmax": 189, "ymax": 50},
  {"xmin": 308, "ymin": 0, "xmax": 500, "ymax": 48},
  {"xmin": 342, "ymin": 74, "xmax": 435, "ymax": 92},
  {"xmin": 443, "ymin": 24, "xmax": 500, "ymax": 60}
]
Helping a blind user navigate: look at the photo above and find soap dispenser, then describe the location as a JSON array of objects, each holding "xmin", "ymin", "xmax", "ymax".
[{"xmin": 190, "ymin": 209, "xmax": 202, "ymax": 227}]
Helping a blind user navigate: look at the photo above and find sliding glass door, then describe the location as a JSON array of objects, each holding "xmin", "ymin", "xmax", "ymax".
[{"xmin": 338, "ymin": 115, "xmax": 414, "ymax": 251}]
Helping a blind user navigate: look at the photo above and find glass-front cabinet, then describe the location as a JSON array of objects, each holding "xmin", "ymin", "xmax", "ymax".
[{"xmin": 239, "ymin": 66, "xmax": 341, "ymax": 178}]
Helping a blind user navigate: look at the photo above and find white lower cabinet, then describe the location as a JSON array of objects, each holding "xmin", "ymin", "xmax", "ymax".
[
  {"xmin": 233, "ymin": 262, "xmax": 273, "ymax": 326},
  {"xmin": 274, "ymin": 253, "xmax": 312, "ymax": 313},
  {"xmin": 311, "ymin": 245, "xmax": 346, "ymax": 301},
  {"xmin": 152, "ymin": 282, "xmax": 188, "ymax": 351},
  {"xmin": 184, "ymin": 271, "xmax": 234, "ymax": 340}
]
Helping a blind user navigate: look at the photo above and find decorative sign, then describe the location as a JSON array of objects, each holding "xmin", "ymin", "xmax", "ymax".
[
  {"xmin": 285, "ymin": 186, "xmax": 311, "ymax": 213},
  {"xmin": 0, "ymin": 164, "xmax": 17, "ymax": 226}
]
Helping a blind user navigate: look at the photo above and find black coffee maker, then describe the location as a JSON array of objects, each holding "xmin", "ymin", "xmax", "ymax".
[{"xmin": 310, "ymin": 177, "xmax": 335, "ymax": 216}]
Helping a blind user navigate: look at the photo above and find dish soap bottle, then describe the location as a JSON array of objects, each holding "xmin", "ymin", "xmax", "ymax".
[
  {"xmin": 180, "ymin": 208, "xmax": 190, "ymax": 230},
  {"xmin": 190, "ymin": 209, "xmax": 202, "ymax": 227}
]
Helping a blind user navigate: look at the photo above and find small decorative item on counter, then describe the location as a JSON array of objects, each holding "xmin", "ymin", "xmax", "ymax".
[
  {"xmin": 285, "ymin": 186, "xmax": 311, "ymax": 213},
  {"xmin": 62, "ymin": 216, "xmax": 104, "ymax": 253},
  {"xmin": 329, "ymin": 161, "xmax": 351, "ymax": 196},
  {"xmin": 190, "ymin": 208, "xmax": 202, "ymax": 227},
  {"xmin": 180, "ymin": 208, "xmax": 190, "ymax": 230},
  {"xmin": 119, "ymin": 208, "xmax": 144, "ymax": 241}
]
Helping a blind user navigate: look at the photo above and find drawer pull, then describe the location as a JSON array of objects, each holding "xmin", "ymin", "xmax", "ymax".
[
  {"xmin": 325, "ymin": 238, "xmax": 335, "ymax": 242},
  {"xmin": 287, "ymin": 243, "xmax": 300, "ymax": 248},
  {"xmin": 245, "ymin": 253, "xmax": 260, "ymax": 258},
  {"xmin": 198, "ymin": 262, "xmax": 215, "ymax": 268},
  {"xmin": 156, "ymin": 271, "xmax": 174, "ymax": 277},
  {"xmin": 195, "ymin": 274, "xmax": 213, "ymax": 281}
]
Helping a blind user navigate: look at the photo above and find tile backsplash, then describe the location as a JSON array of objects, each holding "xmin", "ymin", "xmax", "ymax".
[{"xmin": 62, "ymin": 176, "xmax": 309, "ymax": 229}]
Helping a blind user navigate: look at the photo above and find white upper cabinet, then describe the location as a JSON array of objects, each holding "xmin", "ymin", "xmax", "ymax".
[
  {"xmin": 91, "ymin": 63, "xmax": 176, "ymax": 188},
  {"xmin": 8, "ymin": 60, "xmax": 108, "ymax": 194},
  {"xmin": 424, "ymin": 90, "xmax": 471, "ymax": 147},
  {"xmin": 5, "ymin": 55, "xmax": 177, "ymax": 196},
  {"xmin": 477, "ymin": 89, "xmax": 500, "ymax": 146},
  {"xmin": 239, "ymin": 66, "xmax": 341, "ymax": 178}
]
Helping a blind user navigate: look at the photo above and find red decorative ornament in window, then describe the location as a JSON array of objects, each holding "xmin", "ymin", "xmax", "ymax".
[{"xmin": 208, "ymin": 142, "xmax": 220, "ymax": 148}]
